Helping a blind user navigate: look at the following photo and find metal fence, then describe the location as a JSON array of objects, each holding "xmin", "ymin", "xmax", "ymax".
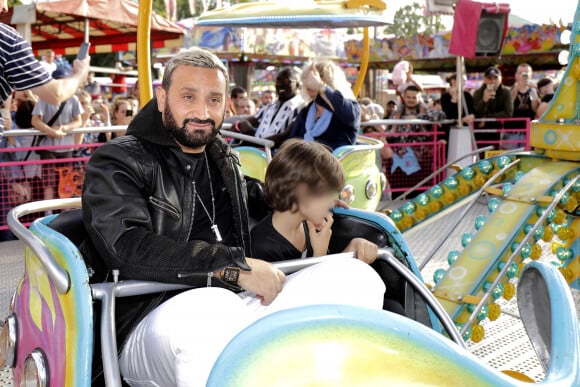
[{"xmin": 0, "ymin": 118, "xmax": 530, "ymax": 235}]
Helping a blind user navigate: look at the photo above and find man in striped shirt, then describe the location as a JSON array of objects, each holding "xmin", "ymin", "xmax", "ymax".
[{"xmin": 0, "ymin": 1, "xmax": 89, "ymax": 117}]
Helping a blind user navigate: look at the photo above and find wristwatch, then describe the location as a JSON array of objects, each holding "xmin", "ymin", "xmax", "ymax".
[{"xmin": 220, "ymin": 267, "xmax": 240, "ymax": 285}]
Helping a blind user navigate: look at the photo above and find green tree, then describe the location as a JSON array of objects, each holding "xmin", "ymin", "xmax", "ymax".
[
  {"xmin": 153, "ymin": 0, "xmax": 257, "ymax": 20},
  {"xmin": 385, "ymin": 2, "xmax": 446, "ymax": 38}
]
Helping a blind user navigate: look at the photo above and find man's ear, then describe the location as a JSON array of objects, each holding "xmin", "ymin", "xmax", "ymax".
[{"xmin": 155, "ymin": 87, "xmax": 166, "ymax": 113}]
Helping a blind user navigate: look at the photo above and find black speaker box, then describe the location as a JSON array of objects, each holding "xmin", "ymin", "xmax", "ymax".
[{"xmin": 475, "ymin": 10, "xmax": 508, "ymax": 56}]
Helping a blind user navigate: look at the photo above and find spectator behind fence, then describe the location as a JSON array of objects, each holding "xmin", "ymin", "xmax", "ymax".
[
  {"xmin": 361, "ymin": 103, "xmax": 393, "ymax": 162},
  {"xmin": 260, "ymin": 89, "xmax": 274, "ymax": 108},
  {"xmin": 290, "ymin": 60, "xmax": 360, "ymax": 151},
  {"xmin": 100, "ymin": 96, "xmax": 133, "ymax": 141},
  {"xmin": 236, "ymin": 67, "xmax": 304, "ymax": 147},
  {"xmin": 111, "ymin": 61, "xmax": 132, "ymax": 101},
  {"xmin": 0, "ymin": 6, "xmax": 89, "ymax": 127},
  {"xmin": 535, "ymin": 77, "xmax": 555, "ymax": 119},
  {"xmin": 472, "ymin": 66, "xmax": 513, "ymax": 149},
  {"xmin": 39, "ymin": 49, "xmax": 57, "ymax": 75},
  {"xmin": 76, "ymin": 90, "xmax": 107, "ymax": 155},
  {"xmin": 31, "ymin": 68, "xmax": 83, "ymax": 203},
  {"xmin": 385, "ymin": 100, "xmax": 396, "ymax": 119},
  {"xmin": 84, "ymin": 71, "xmax": 101, "ymax": 99},
  {"xmin": 227, "ymin": 86, "xmax": 247, "ymax": 117},
  {"xmin": 235, "ymin": 97, "xmax": 255, "ymax": 116},
  {"xmin": 441, "ymin": 73, "xmax": 475, "ymax": 145},
  {"xmin": 386, "ymin": 85, "xmax": 438, "ymax": 199},
  {"xmin": 503, "ymin": 63, "xmax": 539, "ymax": 149}
]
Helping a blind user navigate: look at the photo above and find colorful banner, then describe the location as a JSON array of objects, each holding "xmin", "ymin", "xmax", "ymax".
[{"xmin": 192, "ymin": 23, "xmax": 564, "ymax": 62}]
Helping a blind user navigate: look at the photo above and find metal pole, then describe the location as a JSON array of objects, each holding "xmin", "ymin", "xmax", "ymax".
[
  {"xmin": 84, "ymin": 17, "xmax": 89, "ymax": 43},
  {"xmin": 456, "ymin": 55, "xmax": 463, "ymax": 127}
]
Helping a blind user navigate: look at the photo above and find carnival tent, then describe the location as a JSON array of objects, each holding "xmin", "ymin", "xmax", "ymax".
[{"xmin": 0, "ymin": 0, "xmax": 184, "ymax": 55}]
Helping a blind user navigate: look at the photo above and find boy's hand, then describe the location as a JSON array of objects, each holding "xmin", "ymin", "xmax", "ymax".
[
  {"xmin": 345, "ymin": 238, "xmax": 378, "ymax": 264},
  {"xmin": 308, "ymin": 213, "xmax": 333, "ymax": 257},
  {"xmin": 238, "ymin": 258, "xmax": 285, "ymax": 305}
]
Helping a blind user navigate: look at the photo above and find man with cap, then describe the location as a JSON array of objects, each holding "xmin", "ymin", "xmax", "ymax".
[
  {"xmin": 473, "ymin": 66, "xmax": 513, "ymax": 148},
  {"xmin": 31, "ymin": 67, "xmax": 84, "ymax": 202}
]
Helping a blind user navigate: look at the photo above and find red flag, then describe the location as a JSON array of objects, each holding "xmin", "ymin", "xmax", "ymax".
[{"xmin": 449, "ymin": 0, "xmax": 510, "ymax": 58}]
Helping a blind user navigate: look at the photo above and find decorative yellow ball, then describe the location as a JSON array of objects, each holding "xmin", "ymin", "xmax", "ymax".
[
  {"xmin": 530, "ymin": 244, "xmax": 542, "ymax": 260},
  {"xmin": 488, "ymin": 303, "xmax": 501, "ymax": 321},
  {"xmin": 503, "ymin": 283, "xmax": 516, "ymax": 300},
  {"xmin": 429, "ymin": 201, "xmax": 443, "ymax": 212},
  {"xmin": 442, "ymin": 192, "xmax": 457, "ymax": 204},
  {"xmin": 542, "ymin": 226, "xmax": 554, "ymax": 242},
  {"xmin": 554, "ymin": 209, "xmax": 567, "ymax": 225},
  {"xmin": 458, "ymin": 184, "xmax": 472, "ymax": 196},
  {"xmin": 557, "ymin": 227, "xmax": 572, "ymax": 241},
  {"xmin": 401, "ymin": 216, "xmax": 415, "ymax": 229},
  {"xmin": 471, "ymin": 324, "xmax": 485, "ymax": 343}
]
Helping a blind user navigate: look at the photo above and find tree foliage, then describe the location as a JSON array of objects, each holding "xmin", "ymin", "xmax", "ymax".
[
  {"xmin": 385, "ymin": 2, "xmax": 446, "ymax": 38},
  {"xmin": 152, "ymin": 0, "xmax": 256, "ymax": 20}
]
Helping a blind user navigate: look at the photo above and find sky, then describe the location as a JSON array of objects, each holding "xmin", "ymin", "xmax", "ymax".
[{"xmin": 385, "ymin": 0, "xmax": 579, "ymax": 26}]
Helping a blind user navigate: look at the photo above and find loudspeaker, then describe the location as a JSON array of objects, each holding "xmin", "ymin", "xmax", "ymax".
[{"xmin": 475, "ymin": 10, "xmax": 508, "ymax": 56}]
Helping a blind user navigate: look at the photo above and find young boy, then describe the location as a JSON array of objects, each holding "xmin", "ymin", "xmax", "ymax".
[{"xmin": 251, "ymin": 139, "xmax": 378, "ymax": 263}]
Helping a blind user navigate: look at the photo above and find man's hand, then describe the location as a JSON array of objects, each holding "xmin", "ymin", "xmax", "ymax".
[
  {"xmin": 483, "ymin": 88, "xmax": 496, "ymax": 102},
  {"xmin": 463, "ymin": 114, "xmax": 475, "ymax": 125},
  {"xmin": 48, "ymin": 127, "xmax": 67, "ymax": 139},
  {"xmin": 236, "ymin": 120, "xmax": 255, "ymax": 135},
  {"xmin": 344, "ymin": 238, "xmax": 378, "ymax": 264},
  {"xmin": 71, "ymin": 57, "xmax": 90, "ymax": 81},
  {"xmin": 238, "ymin": 258, "xmax": 285, "ymax": 305},
  {"xmin": 308, "ymin": 213, "xmax": 333, "ymax": 257}
]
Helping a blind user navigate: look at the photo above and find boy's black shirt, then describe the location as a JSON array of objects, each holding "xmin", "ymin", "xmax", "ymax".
[{"xmin": 251, "ymin": 214, "xmax": 313, "ymax": 262}]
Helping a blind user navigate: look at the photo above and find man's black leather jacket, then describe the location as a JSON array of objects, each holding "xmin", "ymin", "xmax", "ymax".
[{"xmin": 82, "ymin": 98, "xmax": 251, "ymax": 287}]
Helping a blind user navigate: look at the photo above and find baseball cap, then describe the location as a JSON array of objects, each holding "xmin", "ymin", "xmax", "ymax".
[
  {"xmin": 52, "ymin": 68, "xmax": 71, "ymax": 79},
  {"xmin": 484, "ymin": 66, "xmax": 501, "ymax": 78}
]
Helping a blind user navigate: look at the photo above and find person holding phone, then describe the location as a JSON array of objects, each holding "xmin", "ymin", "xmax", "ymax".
[
  {"xmin": 473, "ymin": 66, "xmax": 513, "ymax": 149},
  {"xmin": 0, "ymin": 0, "xmax": 89, "ymax": 128}
]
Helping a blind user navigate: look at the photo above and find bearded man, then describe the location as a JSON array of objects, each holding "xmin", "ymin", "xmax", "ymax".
[{"xmin": 82, "ymin": 48, "xmax": 385, "ymax": 386}]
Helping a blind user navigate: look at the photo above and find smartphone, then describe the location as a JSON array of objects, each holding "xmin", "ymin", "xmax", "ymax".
[
  {"xmin": 77, "ymin": 42, "xmax": 90, "ymax": 60},
  {"xmin": 486, "ymin": 84, "xmax": 495, "ymax": 91},
  {"xmin": 125, "ymin": 109, "xmax": 133, "ymax": 117}
]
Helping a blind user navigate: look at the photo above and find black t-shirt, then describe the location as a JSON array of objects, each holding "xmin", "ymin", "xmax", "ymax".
[
  {"xmin": 513, "ymin": 89, "xmax": 535, "ymax": 119},
  {"xmin": 187, "ymin": 152, "xmax": 234, "ymax": 245},
  {"xmin": 251, "ymin": 214, "xmax": 313, "ymax": 262}
]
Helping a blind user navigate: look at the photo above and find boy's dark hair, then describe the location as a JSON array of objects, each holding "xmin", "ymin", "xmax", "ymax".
[{"xmin": 265, "ymin": 140, "xmax": 345, "ymax": 212}]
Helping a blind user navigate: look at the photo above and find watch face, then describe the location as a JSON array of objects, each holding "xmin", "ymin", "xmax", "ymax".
[{"xmin": 223, "ymin": 267, "xmax": 240, "ymax": 284}]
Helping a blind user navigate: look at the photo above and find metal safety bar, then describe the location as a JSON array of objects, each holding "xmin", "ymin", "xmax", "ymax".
[
  {"xmin": 7, "ymin": 197, "xmax": 82, "ymax": 294},
  {"xmin": 0, "ymin": 125, "xmax": 129, "ymax": 137},
  {"xmin": 460, "ymin": 174, "xmax": 580, "ymax": 336},
  {"xmin": 419, "ymin": 159, "xmax": 521, "ymax": 270},
  {"xmin": 220, "ymin": 129, "xmax": 275, "ymax": 163}
]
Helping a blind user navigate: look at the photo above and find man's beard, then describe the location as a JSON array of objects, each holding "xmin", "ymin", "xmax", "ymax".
[{"xmin": 163, "ymin": 100, "xmax": 223, "ymax": 149}]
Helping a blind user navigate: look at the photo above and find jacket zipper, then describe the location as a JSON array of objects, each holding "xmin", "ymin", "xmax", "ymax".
[{"xmin": 148, "ymin": 196, "xmax": 180, "ymax": 220}]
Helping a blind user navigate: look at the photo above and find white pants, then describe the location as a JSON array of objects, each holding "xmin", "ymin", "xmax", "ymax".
[{"xmin": 119, "ymin": 257, "xmax": 386, "ymax": 387}]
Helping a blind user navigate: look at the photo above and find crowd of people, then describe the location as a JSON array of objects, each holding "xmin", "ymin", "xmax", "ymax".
[{"xmin": 0, "ymin": 40, "xmax": 556, "ymax": 217}]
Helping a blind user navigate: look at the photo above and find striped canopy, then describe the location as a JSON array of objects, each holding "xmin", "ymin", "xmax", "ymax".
[{"xmin": 0, "ymin": 0, "xmax": 184, "ymax": 56}]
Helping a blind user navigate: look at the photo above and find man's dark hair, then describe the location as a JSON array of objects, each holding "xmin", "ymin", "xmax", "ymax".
[
  {"xmin": 230, "ymin": 86, "xmax": 247, "ymax": 100},
  {"xmin": 265, "ymin": 140, "xmax": 344, "ymax": 212},
  {"xmin": 404, "ymin": 85, "xmax": 420, "ymax": 94},
  {"xmin": 161, "ymin": 47, "xmax": 229, "ymax": 91},
  {"xmin": 277, "ymin": 67, "xmax": 301, "ymax": 84}
]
